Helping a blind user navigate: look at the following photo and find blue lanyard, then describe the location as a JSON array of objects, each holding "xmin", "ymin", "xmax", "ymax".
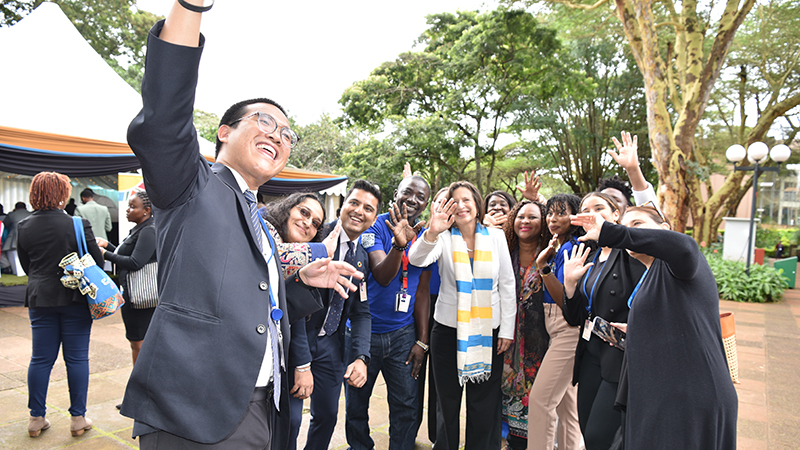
[
  {"xmin": 255, "ymin": 213, "xmax": 283, "ymax": 322},
  {"xmin": 627, "ymin": 268, "xmax": 649, "ymax": 308},
  {"xmin": 581, "ymin": 250, "xmax": 607, "ymax": 315}
]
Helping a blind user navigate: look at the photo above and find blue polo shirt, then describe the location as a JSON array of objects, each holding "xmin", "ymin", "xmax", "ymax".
[{"xmin": 361, "ymin": 212, "xmax": 430, "ymax": 334}]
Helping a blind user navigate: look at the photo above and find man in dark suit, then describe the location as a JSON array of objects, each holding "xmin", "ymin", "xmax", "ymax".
[
  {"xmin": 120, "ymin": 2, "xmax": 361, "ymax": 449},
  {"xmin": 287, "ymin": 180, "xmax": 382, "ymax": 450}
]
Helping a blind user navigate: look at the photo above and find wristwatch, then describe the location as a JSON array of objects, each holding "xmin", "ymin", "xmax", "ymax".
[
  {"xmin": 540, "ymin": 265, "xmax": 552, "ymax": 276},
  {"xmin": 355, "ymin": 355, "xmax": 370, "ymax": 366}
]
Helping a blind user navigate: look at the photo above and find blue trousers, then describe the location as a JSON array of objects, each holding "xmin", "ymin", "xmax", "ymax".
[
  {"xmin": 28, "ymin": 305, "xmax": 93, "ymax": 417},
  {"xmin": 345, "ymin": 322, "xmax": 419, "ymax": 450},
  {"xmin": 288, "ymin": 332, "xmax": 346, "ymax": 450}
]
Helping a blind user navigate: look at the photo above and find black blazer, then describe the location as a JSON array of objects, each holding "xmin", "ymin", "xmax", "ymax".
[
  {"xmin": 103, "ymin": 217, "xmax": 157, "ymax": 302},
  {"xmin": 290, "ymin": 220, "xmax": 372, "ymax": 368},
  {"xmin": 17, "ymin": 210, "xmax": 104, "ymax": 309},
  {"xmin": 120, "ymin": 21, "xmax": 322, "ymax": 446},
  {"xmin": 562, "ymin": 247, "xmax": 646, "ymax": 384}
]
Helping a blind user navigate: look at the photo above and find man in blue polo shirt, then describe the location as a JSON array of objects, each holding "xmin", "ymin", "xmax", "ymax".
[{"xmin": 345, "ymin": 176, "xmax": 432, "ymax": 450}]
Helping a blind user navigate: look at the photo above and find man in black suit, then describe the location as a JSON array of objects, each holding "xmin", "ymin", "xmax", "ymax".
[
  {"xmin": 120, "ymin": 2, "xmax": 361, "ymax": 449},
  {"xmin": 288, "ymin": 180, "xmax": 382, "ymax": 450}
]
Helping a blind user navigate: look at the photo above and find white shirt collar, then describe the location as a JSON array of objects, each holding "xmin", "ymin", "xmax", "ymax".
[{"xmin": 224, "ymin": 164, "xmax": 259, "ymax": 199}]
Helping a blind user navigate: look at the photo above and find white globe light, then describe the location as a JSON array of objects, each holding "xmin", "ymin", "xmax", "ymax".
[
  {"xmin": 770, "ymin": 144, "xmax": 791, "ymax": 163},
  {"xmin": 726, "ymin": 144, "xmax": 746, "ymax": 163},
  {"xmin": 747, "ymin": 153, "xmax": 769, "ymax": 164},
  {"xmin": 748, "ymin": 142, "xmax": 769, "ymax": 162}
]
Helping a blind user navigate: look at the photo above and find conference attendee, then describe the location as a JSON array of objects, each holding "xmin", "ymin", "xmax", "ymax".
[
  {"xmin": 599, "ymin": 131, "xmax": 658, "ymax": 215},
  {"xmin": 560, "ymin": 192, "xmax": 646, "ymax": 450},
  {"xmin": 75, "ymin": 189, "xmax": 112, "ymax": 241},
  {"xmin": 93, "ymin": 191, "xmax": 120, "ymax": 245},
  {"xmin": 483, "ymin": 190, "xmax": 516, "ymax": 229},
  {"xmin": 120, "ymin": 3, "xmax": 362, "ymax": 449},
  {"xmin": 408, "ymin": 181, "xmax": 516, "ymax": 450},
  {"xmin": 571, "ymin": 205, "xmax": 738, "ymax": 450},
  {"xmin": 289, "ymin": 180, "xmax": 381, "ymax": 450},
  {"xmin": 96, "ymin": 189, "xmax": 157, "ymax": 374},
  {"xmin": 499, "ymin": 199, "xmax": 550, "ymax": 450},
  {"xmin": 346, "ymin": 175, "xmax": 431, "ymax": 450},
  {"xmin": 1, "ymin": 201, "xmax": 32, "ymax": 274},
  {"xmin": 17, "ymin": 172, "xmax": 103, "ymax": 438},
  {"xmin": 527, "ymin": 193, "xmax": 583, "ymax": 450},
  {"xmin": 64, "ymin": 198, "xmax": 77, "ymax": 216}
]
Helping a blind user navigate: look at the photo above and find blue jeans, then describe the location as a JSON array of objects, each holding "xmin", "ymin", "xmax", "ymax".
[
  {"xmin": 345, "ymin": 322, "xmax": 419, "ymax": 450},
  {"xmin": 28, "ymin": 305, "xmax": 93, "ymax": 417}
]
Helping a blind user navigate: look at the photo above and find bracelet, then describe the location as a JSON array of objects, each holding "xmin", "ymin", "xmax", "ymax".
[
  {"xmin": 421, "ymin": 231, "xmax": 438, "ymax": 246},
  {"xmin": 295, "ymin": 366, "xmax": 311, "ymax": 373},
  {"xmin": 177, "ymin": 0, "xmax": 214, "ymax": 13},
  {"xmin": 415, "ymin": 340, "xmax": 429, "ymax": 352},
  {"xmin": 391, "ymin": 239, "xmax": 410, "ymax": 252}
]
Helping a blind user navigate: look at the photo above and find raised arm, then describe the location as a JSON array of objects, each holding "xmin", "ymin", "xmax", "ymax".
[{"xmin": 160, "ymin": 1, "xmax": 203, "ymax": 47}]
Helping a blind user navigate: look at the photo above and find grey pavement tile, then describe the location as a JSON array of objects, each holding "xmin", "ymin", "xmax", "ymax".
[{"xmin": 739, "ymin": 417, "xmax": 768, "ymax": 441}]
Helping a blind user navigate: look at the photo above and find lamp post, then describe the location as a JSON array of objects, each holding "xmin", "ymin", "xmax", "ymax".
[{"xmin": 726, "ymin": 142, "xmax": 792, "ymax": 275}]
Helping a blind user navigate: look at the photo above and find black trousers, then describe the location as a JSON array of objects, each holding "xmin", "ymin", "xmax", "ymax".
[
  {"xmin": 139, "ymin": 386, "xmax": 274, "ymax": 450},
  {"xmin": 430, "ymin": 321, "xmax": 503, "ymax": 450},
  {"xmin": 577, "ymin": 349, "xmax": 622, "ymax": 450}
]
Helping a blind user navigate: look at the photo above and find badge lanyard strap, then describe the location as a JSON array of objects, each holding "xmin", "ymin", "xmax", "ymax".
[
  {"xmin": 255, "ymin": 213, "xmax": 283, "ymax": 322},
  {"xmin": 627, "ymin": 268, "xmax": 649, "ymax": 309},
  {"xmin": 581, "ymin": 250, "xmax": 607, "ymax": 316},
  {"xmin": 400, "ymin": 234, "xmax": 417, "ymax": 292}
]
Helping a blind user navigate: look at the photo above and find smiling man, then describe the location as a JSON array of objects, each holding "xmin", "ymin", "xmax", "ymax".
[
  {"xmin": 287, "ymin": 180, "xmax": 382, "ymax": 450},
  {"xmin": 120, "ymin": 2, "xmax": 361, "ymax": 449},
  {"xmin": 345, "ymin": 176, "xmax": 432, "ymax": 450}
]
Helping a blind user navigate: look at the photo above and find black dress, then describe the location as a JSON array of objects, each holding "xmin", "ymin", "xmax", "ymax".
[
  {"xmin": 598, "ymin": 222, "xmax": 737, "ymax": 450},
  {"xmin": 103, "ymin": 217, "xmax": 157, "ymax": 341}
]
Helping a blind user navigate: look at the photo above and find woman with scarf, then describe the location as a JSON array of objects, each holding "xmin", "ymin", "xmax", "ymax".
[{"xmin": 408, "ymin": 181, "xmax": 516, "ymax": 450}]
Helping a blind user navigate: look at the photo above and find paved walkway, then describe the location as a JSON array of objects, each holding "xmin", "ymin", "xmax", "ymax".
[{"xmin": 0, "ymin": 291, "xmax": 798, "ymax": 449}]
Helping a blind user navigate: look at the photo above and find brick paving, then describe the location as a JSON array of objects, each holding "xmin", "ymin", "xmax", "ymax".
[{"xmin": 0, "ymin": 291, "xmax": 797, "ymax": 449}]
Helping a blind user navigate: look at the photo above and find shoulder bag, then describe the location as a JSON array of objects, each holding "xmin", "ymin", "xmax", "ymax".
[{"xmin": 127, "ymin": 261, "xmax": 159, "ymax": 309}]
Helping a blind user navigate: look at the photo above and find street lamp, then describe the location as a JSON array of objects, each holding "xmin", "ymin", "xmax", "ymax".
[{"xmin": 726, "ymin": 142, "xmax": 792, "ymax": 275}]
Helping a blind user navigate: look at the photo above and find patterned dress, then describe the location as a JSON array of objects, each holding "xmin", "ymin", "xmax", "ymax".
[{"xmin": 502, "ymin": 248, "xmax": 550, "ymax": 439}]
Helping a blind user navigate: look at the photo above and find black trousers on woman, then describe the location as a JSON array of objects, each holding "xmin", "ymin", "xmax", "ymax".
[
  {"xmin": 577, "ymin": 348, "xmax": 622, "ymax": 450},
  {"xmin": 430, "ymin": 321, "xmax": 503, "ymax": 450}
]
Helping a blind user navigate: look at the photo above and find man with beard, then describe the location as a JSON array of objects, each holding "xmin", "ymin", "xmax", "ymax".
[{"xmin": 345, "ymin": 176, "xmax": 432, "ymax": 450}]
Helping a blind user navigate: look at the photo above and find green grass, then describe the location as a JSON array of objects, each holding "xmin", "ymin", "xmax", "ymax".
[{"xmin": 0, "ymin": 274, "xmax": 29, "ymax": 286}]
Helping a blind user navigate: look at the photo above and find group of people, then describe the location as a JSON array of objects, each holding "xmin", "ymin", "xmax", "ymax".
[{"xmin": 15, "ymin": 1, "xmax": 737, "ymax": 449}]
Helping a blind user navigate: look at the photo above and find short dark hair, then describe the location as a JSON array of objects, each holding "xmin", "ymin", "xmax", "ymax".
[
  {"xmin": 544, "ymin": 193, "xmax": 584, "ymax": 242},
  {"xmin": 447, "ymin": 181, "xmax": 485, "ymax": 224},
  {"xmin": 29, "ymin": 172, "xmax": 71, "ymax": 211},
  {"xmin": 80, "ymin": 188, "xmax": 95, "ymax": 199},
  {"xmin": 346, "ymin": 180, "xmax": 383, "ymax": 212},
  {"xmin": 484, "ymin": 190, "xmax": 517, "ymax": 213},
  {"xmin": 263, "ymin": 192, "xmax": 325, "ymax": 243},
  {"xmin": 597, "ymin": 175, "xmax": 633, "ymax": 206},
  {"xmin": 215, "ymin": 98, "xmax": 289, "ymax": 156},
  {"xmin": 132, "ymin": 188, "xmax": 152, "ymax": 211},
  {"xmin": 14, "ymin": 202, "xmax": 25, "ymax": 210}
]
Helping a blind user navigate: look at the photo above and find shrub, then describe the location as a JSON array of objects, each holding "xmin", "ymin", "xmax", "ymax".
[{"xmin": 705, "ymin": 253, "xmax": 787, "ymax": 303}]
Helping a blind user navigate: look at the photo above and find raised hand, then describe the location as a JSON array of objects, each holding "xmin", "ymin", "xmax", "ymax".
[
  {"xmin": 322, "ymin": 221, "xmax": 342, "ymax": 257},
  {"xmin": 298, "ymin": 257, "xmax": 363, "ymax": 298},
  {"xmin": 483, "ymin": 210, "xmax": 507, "ymax": 229},
  {"xmin": 563, "ymin": 242, "xmax": 593, "ymax": 288},
  {"xmin": 387, "ymin": 203, "xmax": 423, "ymax": 247},
  {"xmin": 609, "ymin": 131, "xmax": 639, "ymax": 172},
  {"xmin": 517, "ymin": 170, "xmax": 542, "ymax": 202},
  {"xmin": 426, "ymin": 197, "xmax": 456, "ymax": 240},
  {"xmin": 402, "ymin": 162, "xmax": 412, "ymax": 179},
  {"xmin": 536, "ymin": 234, "xmax": 558, "ymax": 270},
  {"xmin": 571, "ymin": 212, "xmax": 606, "ymax": 242}
]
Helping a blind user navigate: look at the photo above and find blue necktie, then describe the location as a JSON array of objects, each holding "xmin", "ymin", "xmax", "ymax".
[
  {"xmin": 323, "ymin": 241, "xmax": 355, "ymax": 335},
  {"xmin": 244, "ymin": 191, "xmax": 281, "ymax": 410}
]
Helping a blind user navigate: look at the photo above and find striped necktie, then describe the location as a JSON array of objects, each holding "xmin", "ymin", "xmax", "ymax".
[{"xmin": 244, "ymin": 190, "xmax": 281, "ymax": 409}]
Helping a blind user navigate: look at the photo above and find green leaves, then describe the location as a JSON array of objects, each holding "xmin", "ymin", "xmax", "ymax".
[{"xmin": 705, "ymin": 252, "xmax": 787, "ymax": 303}]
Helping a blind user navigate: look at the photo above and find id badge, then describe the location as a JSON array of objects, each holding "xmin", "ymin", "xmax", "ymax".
[
  {"xmin": 582, "ymin": 318, "xmax": 594, "ymax": 341},
  {"xmin": 360, "ymin": 281, "xmax": 368, "ymax": 302},
  {"xmin": 396, "ymin": 291, "xmax": 411, "ymax": 313}
]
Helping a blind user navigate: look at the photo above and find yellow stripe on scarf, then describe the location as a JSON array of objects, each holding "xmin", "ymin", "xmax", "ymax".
[{"xmin": 457, "ymin": 307, "xmax": 493, "ymax": 323}]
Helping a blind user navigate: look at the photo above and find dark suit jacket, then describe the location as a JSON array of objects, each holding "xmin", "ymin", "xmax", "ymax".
[
  {"xmin": 290, "ymin": 220, "xmax": 372, "ymax": 368},
  {"xmin": 120, "ymin": 21, "xmax": 322, "ymax": 446},
  {"xmin": 17, "ymin": 210, "xmax": 104, "ymax": 308}
]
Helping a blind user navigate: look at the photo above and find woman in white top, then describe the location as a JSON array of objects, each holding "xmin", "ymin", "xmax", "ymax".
[{"xmin": 408, "ymin": 181, "xmax": 516, "ymax": 450}]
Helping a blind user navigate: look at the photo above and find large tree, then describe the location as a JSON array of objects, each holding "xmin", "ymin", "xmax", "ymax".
[
  {"xmin": 1, "ymin": 0, "xmax": 161, "ymax": 91},
  {"xmin": 339, "ymin": 8, "xmax": 563, "ymax": 194}
]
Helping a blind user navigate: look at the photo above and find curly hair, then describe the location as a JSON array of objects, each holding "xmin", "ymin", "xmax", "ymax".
[
  {"xmin": 29, "ymin": 172, "xmax": 71, "ymax": 211},
  {"xmin": 597, "ymin": 175, "xmax": 633, "ymax": 206},
  {"xmin": 504, "ymin": 199, "xmax": 546, "ymax": 252},
  {"xmin": 263, "ymin": 192, "xmax": 326, "ymax": 243},
  {"xmin": 544, "ymin": 193, "xmax": 584, "ymax": 243}
]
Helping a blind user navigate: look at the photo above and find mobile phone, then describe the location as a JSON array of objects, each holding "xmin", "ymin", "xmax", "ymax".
[{"xmin": 591, "ymin": 316, "xmax": 626, "ymax": 350}]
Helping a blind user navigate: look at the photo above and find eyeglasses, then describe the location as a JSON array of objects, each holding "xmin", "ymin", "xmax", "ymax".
[
  {"xmin": 641, "ymin": 201, "xmax": 667, "ymax": 223},
  {"xmin": 296, "ymin": 205, "xmax": 323, "ymax": 230},
  {"xmin": 229, "ymin": 112, "xmax": 300, "ymax": 148}
]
